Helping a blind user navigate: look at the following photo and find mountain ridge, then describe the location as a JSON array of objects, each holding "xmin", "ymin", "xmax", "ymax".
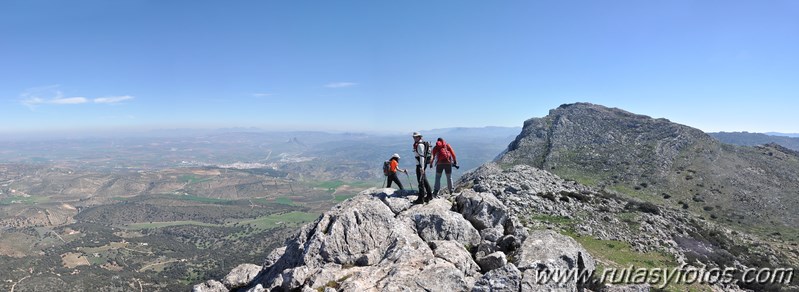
[
  {"xmin": 710, "ymin": 131, "xmax": 799, "ymax": 151},
  {"xmin": 195, "ymin": 103, "xmax": 799, "ymax": 291},
  {"xmin": 498, "ymin": 102, "xmax": 799, "ymax": 229}
]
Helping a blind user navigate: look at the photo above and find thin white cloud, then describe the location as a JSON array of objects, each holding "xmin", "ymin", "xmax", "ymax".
[
  {"xmin": 94, "ymin": 95, "xmax": 134, "ymax": 104},
  {"xmin": 19, "ymin": 86, "xmax": 134, "ymax": 109},
  {"xmin": 252, "ymin": 93, "xmax": 274, "ymax": 97},
  {"xmin": 324, "ymin": 82, "xmax": 358, "ymax": 88},
  {"xmin": 52, "ymin": 97, "xmax": 89, "ymax": 104}
]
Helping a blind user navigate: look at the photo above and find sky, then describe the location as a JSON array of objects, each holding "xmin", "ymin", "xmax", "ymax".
[{"xmin": 1, "ymin": 0, "xmax": 798, "ymax": 135}]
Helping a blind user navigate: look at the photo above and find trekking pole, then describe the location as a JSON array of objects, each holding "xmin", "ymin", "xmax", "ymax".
[{"xmin": 405, "ymin": 171, "xmax": 414, "ymax": 190}]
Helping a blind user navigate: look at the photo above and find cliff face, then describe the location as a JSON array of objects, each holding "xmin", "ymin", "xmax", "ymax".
[{"xmin": 499, "ymin": 102, "xmax": 799, "ymax": 228}]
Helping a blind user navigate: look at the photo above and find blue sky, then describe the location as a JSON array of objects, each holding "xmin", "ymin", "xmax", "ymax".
[{"xmin": 1, "ymin": 0, "xmax": 797, "ymax": 135}]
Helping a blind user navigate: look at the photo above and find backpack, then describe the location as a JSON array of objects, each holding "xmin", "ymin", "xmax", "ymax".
[
  {"xmin": 422, "ymin": 141, "xmax": 432, "ymax": 162},
  {"xmin": 382, "ymin": 160, "xmax": 391, "ymax": 176},
  {"xmin": 437, "ymin": 142, "xmax": 453, "ymax": 163}
]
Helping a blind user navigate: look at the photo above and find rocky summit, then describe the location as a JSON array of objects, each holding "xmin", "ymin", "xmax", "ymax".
[{"xmin": 194, "ymin": 186, "xmax": 599, "ymax": 292}]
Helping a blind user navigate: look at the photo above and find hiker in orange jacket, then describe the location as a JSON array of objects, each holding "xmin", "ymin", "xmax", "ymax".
[
  {"xmin": 429, "ymin": 138, "xmax": 457, "ymax": 195},
  {"xmin": 386, "ymin": 153, "xmax": 407, "ymax": 190}
]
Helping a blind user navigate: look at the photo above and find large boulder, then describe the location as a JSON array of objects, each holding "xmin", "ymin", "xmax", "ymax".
[
  {"xmin": 476, "ymin": 251, "xmax": 508, "ymax": 273},
  {"xmin": 306, "ymin": 193, "xmax": 399, "ymax": 266},
  {"xmin": 516, "ymin": 230, "xmax": 596, "ymax": 291},
  {"xmin": 430, "ymin": 240, "xmax": 481, "ymax": 276},
  {"xmin": 473, "ymin": 264, "xmax": 523, "ymax": 292},
  {"xmin": 401, "ymin": 198, "xmax": 482, "ymax": 247},
  {"xmin": 192, "ymin": 280, "xmax": 227, "ymax": 292},
  {"xmin": 222, "ymin": 264, "xmax": 261, "ymax": 289},
  {"xmin": 375, "ymin": 188, "xmax": 414, "ymax": 215},
  {"xmin": 454, "ymin": 190, "xmax": 511, "ymax": 231},
  {"xmin": 515, "ymin": 230, "xmax": 596, "ymax": 271}
]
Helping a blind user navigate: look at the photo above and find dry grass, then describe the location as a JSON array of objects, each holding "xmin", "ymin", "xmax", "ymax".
[{"xmin": 61, "ymin": 252, "xmax": 90, "ymax": 269}]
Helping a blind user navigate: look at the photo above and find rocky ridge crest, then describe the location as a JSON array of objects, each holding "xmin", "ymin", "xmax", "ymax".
[{"xmin": 195, "ymin": 184, "xmax": 596, "ymax": 292}]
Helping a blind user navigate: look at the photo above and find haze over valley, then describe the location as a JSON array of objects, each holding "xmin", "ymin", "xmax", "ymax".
[{"xmin": 0, "ymin": 127, "xmax": 517, "ymax": 291}]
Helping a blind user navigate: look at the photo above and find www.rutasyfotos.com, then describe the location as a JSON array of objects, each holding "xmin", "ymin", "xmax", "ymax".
[{"xmin": 532, "ymin": 264, "xmax": 793, "ymax": 289}]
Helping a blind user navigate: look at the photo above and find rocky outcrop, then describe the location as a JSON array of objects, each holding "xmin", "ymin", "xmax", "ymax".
[
  {"xmin": 222, "ymin": 264, "xmax": 261, "ymax": 289},
  {"xmin": 196, "ymin": 187, "xmax": 596, "ymax": 291},
  {"xmin": 192, "ymin": 280, "xmax": 227, "ymax": 292}
]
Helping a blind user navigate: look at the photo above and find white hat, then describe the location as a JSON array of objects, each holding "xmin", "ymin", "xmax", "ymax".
[
  {"xmin": 412, "ymin": 132, "xmax": 422, "ymax": 137},
  {"xmin": 392, "ymin": 153, "xmax": 400, "ymax": 159}
]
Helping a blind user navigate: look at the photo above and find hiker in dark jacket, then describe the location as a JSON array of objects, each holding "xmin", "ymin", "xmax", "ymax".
[
  {"xmin": 386, "ymin": 153, "xmax": 407, "ymax": 190},
  {"xmin": 412, "ymin": 132, "xmax": 433, "ymax": 204},
  {"xmin": 430, "ymin": 137, "xmax": 457, "ymax": 195}
]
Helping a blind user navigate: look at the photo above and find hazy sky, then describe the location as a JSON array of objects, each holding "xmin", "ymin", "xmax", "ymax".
[{"xmin": 2, "ymin": 0, "xmax": 797, "ymax": 134}]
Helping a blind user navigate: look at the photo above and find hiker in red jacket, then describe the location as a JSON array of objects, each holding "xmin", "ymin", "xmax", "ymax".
[
  {"xmin": 429, "ymin": 138, "xmax": 457, "ymax": 196},
  {"xmin": 386, "ymin": 153, "xmax": 407, "ymax": 190}
]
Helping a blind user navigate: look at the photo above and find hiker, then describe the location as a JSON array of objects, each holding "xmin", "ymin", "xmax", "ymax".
[
  {"xmin": 430, "ymin": 137, "xmax": 457, "ymax": 195},
  {"xmin": 385, "ymin": 153, "xmax": 407, "ymax": 190},
  {"xmin": 412, "ymin": 132, "xmax": 434, "ymax": 204}
]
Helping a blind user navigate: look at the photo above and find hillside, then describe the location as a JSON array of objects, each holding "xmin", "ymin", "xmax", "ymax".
[{"xmin": 498, "ymin": 103, "xmax": 799, "ymax": 233}]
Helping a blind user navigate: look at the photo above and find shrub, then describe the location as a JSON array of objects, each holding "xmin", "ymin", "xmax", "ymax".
[
  {"xmin": 624, "ymin": 201, "xmax": 661, "ymax": 215},
  {"xmin": 561, "ymin": 191, "xmax": 589, "ymax": 203},
  {"xmin": 637, "ymin": 202, "xmax": 661, "ymax": 215}
]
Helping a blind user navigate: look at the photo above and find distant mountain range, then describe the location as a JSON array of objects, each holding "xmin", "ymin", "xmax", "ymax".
[
  {"xmin": 765, "ymin": 132, "xmax": 799, "ymax": 138},
  {"xmin": 710, "ymin": 131, "xmax": 799, "ymax": 151}
]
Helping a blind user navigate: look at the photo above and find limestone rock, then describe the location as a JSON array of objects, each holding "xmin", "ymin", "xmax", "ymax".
[
  {"xmin": 192, "ymin": 280, "xmax": 227, "ymax": 292},
  {"xmin": 199, "ymin": 184, "xmax": 602, "ymax": 292},
  {"xmin": 402, "ymin": 198, "xmax": 481, "ymax": 246},
  {"xmin": 430, "ymin": 240, "xmax": 481, "ymax": 276},
  {"xmin": 476, "ymin": 251, "xmax": 507, "ymax": 273},
  {"xmin": 516, "ymin": 230, "xmax": 596, "ymax": 291},
  {"xmin": 473, "ymin": 264, "xmax": 522, "ymax": 292},
  {"xmin": 222, "ymin": 264, "xmax": 261, "ymax": 289},
  {"xmin": 515, "ymin": 230, "xmax": 596, "ymax": 272},
  {"xmin": 454, "ymin": 190, "xmax": 510, "ymax": 231}
]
